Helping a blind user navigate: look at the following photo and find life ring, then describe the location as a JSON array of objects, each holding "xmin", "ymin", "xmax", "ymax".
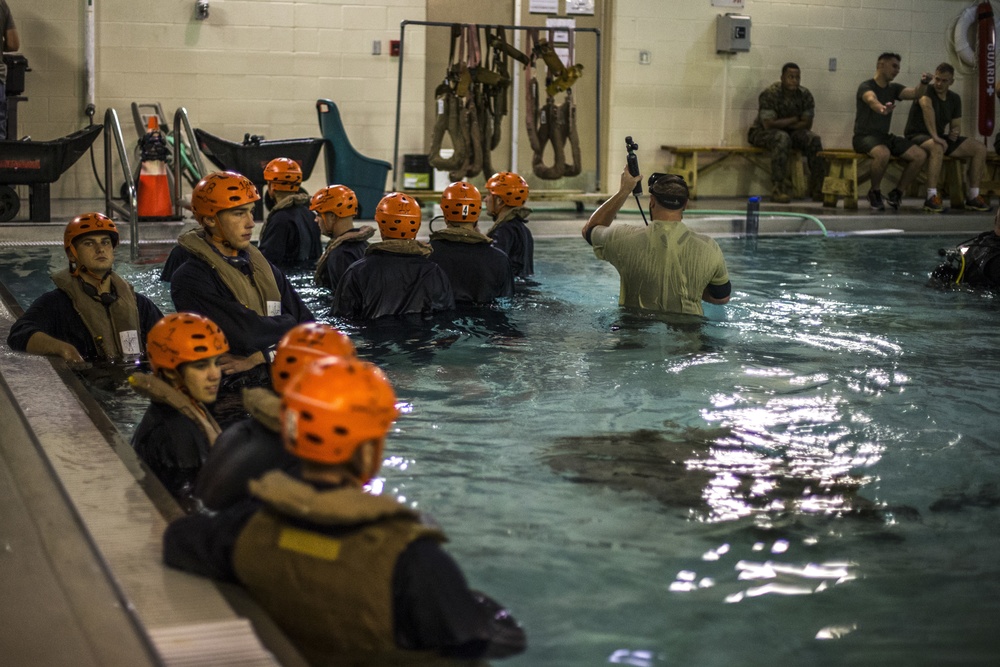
[{"xmin": 954, "ymin": 2, "xmax": 1000, "ymax": 68}]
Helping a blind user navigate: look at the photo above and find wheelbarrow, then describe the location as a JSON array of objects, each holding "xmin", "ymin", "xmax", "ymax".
[
  {"xmin": 193, "ymin": 128, "xmax": 324, "ymax": 220},
  {"xmin": 0, "ymin": 125, "xmax": 104, "ymax": 222}
]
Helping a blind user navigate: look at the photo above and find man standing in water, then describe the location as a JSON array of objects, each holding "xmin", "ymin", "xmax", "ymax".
[{"xmin": 582, "ymin": 167, "xmax": 731, "ymax": 316}]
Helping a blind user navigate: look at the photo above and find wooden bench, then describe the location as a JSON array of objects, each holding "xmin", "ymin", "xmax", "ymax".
[
  {"xmin": 660, "ymin": 145, "xmax": 806, "ymax": 199},
  {"xmin": 820, "ymin": 150, "xmax": 994, "ymax": 209}
]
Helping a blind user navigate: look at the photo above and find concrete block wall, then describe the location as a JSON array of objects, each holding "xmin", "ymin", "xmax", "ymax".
[
  {"xmin": 4, "ymin": 0, "xmax": 994, "ymax": 203},
  {"xmin": 608, "ymin": 0, "xmax": 989, "ymax": 197}
]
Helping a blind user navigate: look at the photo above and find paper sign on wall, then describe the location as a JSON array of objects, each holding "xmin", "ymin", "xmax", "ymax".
[
  {"xmin": 529, "ymin": 0, "xmax": 559, "ymax": 14},
  {"xmin": 567, "ymin": 0, "xmax": 595, "ymax": 15}
]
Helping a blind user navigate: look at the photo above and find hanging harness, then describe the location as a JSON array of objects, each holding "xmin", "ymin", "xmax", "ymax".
[{"xmin": 524, "ymin": 29, "xmax": 584, "ymax": 181}]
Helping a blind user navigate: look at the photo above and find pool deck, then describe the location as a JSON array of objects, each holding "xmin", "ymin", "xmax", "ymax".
[{"xmin": 0, "ymin": 194, "xmax": 993, "ymax": 665}]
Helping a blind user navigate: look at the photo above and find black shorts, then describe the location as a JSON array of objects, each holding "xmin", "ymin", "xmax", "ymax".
[
  {"xmin": 853, "ymin": 133, "xmax": 914, "ymax": 157},
  {"xmin": 908, "ymin": 134, "xmax": 969, "ymax": 156}
]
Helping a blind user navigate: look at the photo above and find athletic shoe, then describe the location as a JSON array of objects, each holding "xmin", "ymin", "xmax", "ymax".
[
  {"xmin": 922, "ymin": 194, "xmax": 944, "ymax": 213},
  {"xmin": 867, "ymin": 189, "xmax": 885, "ymax": 211},
  {"xmin": 887, "ymin": 188, "xmax": 903, "ymax": 210},
  {"xmin": 771, "ymin": 189, "xmax": 791, "ymax": 204},
  {"xmin": 964, "ymin": 195, "xmax": 991, "ymax": 212}
]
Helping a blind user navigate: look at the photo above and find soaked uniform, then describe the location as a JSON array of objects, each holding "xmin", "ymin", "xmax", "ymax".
[
  {"xmin": 333, "ymin": 241, "xmax": 455, "ymax": 320},
  {"xmin": 163, "ymin": 471, "xmax": 527, "ymax": 664},
  {"xmin": 7, "ymin": 271, "xmax": 162, "ymax": 361},
  {"xmin": 429, "ymin": 227, "xmax": 514, "ymax": 304},
  {"xmin": 487, "ymin": 208, "xmax": 534, "ymax": 279},
  {"xmin": 170, "ymin": 229, "xmax": 313, "ymax": 359},
  {"xmin": 747, "ymin": 81, "xmax": 826, "ymax": 196},
  {"xmin": 194, "ymin": 387, "xmax": 298, "ymax": 511},
  {"xmin": 314, "ymin": 226, "xmax": 375, "ymax": 293},
  {"xmin": 258, "ymin": 193, "xmax": 323, "ymax": 270},
  {"xmin": 591, "ymin": 219, "xmax": 730, "ymax": 316},
  {"xmin": 132, "ymin": 401, "xmax": 216, "ymax": 511}
]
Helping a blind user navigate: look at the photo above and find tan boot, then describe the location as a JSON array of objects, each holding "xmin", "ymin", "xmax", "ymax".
[{"xmin": 771, "ymin": 186, "xmax": 791, "ymax": 204}]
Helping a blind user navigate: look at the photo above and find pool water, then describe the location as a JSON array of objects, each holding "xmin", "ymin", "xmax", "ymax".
[{"xmin": 3, "ymin": 235, "xmax": 1000, "ymax": 666}]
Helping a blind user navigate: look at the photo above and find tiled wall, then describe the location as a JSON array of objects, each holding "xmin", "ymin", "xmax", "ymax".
[{"xmin": 6, "ymin": 0, "xmax": 991, "ymax": 200}]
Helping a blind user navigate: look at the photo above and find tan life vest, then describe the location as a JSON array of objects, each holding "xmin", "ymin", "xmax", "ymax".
[
  {"xmin": 51, "ymin": 269, "xmax": 143, "ymax": 361},
  {"xmin": 178, "ymin": 228, "xmax": 282, "ymax": 316},
  {"xmin": 128, "ymin": 372, "xmax": 222, "ymax": 446},
  {"xmin": 232, "ymin": 471, "xmax": 447, "ymax": 665},
  {"xmin": 429, "ymin": 226, "xmax": 491, "ymax": 245},
  {"xmin": 485, "ymin": 206, "xmax": 532, "ymax": 238}
]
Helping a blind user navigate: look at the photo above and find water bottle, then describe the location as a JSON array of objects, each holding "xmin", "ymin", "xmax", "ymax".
[{"xmin": 746, "ymin": 196, "xmax": 760, "ymax": 236}]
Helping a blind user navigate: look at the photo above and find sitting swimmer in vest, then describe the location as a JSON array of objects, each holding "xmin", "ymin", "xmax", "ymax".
[
  {"xmin": 311, "ymin": 184, "xmax": 375, "ymax": 293},
  {"xmin": 332, "ymin": 192, "xmax": 455, "ymax": 319},
  {"xmin": 429, "ymin": 181, "xmax": 515, "ymax": 305},
  {"xmin": 163, "ymin": 356, "xmax": 527, "ymax": 664},
  {"xmin": 194, "ymin": 322, "xmax": 356, "ymax": 512},
  {"xmin": 257, "ymin": 157, "xmax": 323, "ymax": 270},
  {"xmin": 170, "ymin": 171, "xmax": 313, "ymax": 385},
  {"xmin": 129, "ymin": 313, "xmax": 227, "ymax": 511},
  {"xmin": 6, "ymin": 213, "xmax": 162, "ymax": 364},
  {"xmin": 484, "ymin": 171, "xmax": 534, "ymax": 279},
  {"xmin": 931, "ymin": 210, "xmax": 1000, "ymax": 288}
]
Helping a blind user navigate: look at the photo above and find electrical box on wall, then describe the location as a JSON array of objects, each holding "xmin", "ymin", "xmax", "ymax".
[{"xmin": 716, "ymin": 13, "xmax": 751, "ymax": 53}]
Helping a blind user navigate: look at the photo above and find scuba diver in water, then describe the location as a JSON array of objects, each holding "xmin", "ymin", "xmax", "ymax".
[
  {"xmin": 930, "ymin": 209, "xmax": 1000, "ymax": 288},
  {"xmin": 130, "ymin": 312, "xmax": 228, "ymax": 511},
  {"xmin": 6, "ymin": 213, "xmax": 162, "ymax": 366},
  {"xmin": 194, "ymin": 321, "xmax": 356, "ymax": 511},
  {"xmin": 164, "ymin": 356, "xmax": 527, "ymax": 664}
]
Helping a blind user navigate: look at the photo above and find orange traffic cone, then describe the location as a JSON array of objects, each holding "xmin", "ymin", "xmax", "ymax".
[{"xmin": 137, "ymin": 117, "xmax": 172, "ymax": 219}]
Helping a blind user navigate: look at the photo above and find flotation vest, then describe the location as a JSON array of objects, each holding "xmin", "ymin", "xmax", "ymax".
[
  {"xmin": 365, "ymin": 238, "xmax": 434, "ymax": 258},
  {"xmin": 486, "ymin": 206, "xmax": 532, "ymax": 238},
  {"xmin": 429, "ymin": 225, "xmax": 491, "ymax": 245},
  {"xmin": 51, "ymin": 269, "xmax": 143, "ymax": 361},
  {"xmin": 128, "ymin": 372, "xmax": 222, "ymax": 446},
  {"xmin": 232, "ymin": 471, "xmax": 446, "ymax": 665},
  {"xmin": 178, "ymin": 228, "xmax": 282, "ymax": 316}
]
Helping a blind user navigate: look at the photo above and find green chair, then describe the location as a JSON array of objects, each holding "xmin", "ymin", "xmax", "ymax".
[{"xmin": 316, "ymin": 99, "xmax": 392, "ymax": 219}]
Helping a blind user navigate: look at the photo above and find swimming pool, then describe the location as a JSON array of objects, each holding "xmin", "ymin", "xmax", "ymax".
[{"xmin": 2, "ymin": 234, "xmax": 999, "ymax": 666}]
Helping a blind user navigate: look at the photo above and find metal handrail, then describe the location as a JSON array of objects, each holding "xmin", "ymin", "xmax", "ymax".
[
  {"xmin": 172, "ymin": 107, "xmax": 205, "ymax": 218},
  {"xmin": 103, "ymin": 108, "xmax": 139, "ymax": 260}
]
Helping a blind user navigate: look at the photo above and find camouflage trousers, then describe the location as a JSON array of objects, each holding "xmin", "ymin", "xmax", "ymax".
[{"xmin": 748, "ymin": 128, "xmax": 826, "ymax": 195}]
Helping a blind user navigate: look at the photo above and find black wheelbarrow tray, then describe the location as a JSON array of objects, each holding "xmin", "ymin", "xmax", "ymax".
[{"xmin": 0, "ymin": 125, "xmax": 104, "ymax": 222}]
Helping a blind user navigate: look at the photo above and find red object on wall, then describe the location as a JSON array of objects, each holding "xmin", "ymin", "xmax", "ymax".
[{"xmin": 978, "ymin": 2, "xmax": 996, "ymax": 137}]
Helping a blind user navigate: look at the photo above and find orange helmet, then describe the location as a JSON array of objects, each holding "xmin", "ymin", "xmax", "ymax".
[
  {"xmin": 191, "ymin": 171, "xmax": 260, "ymax": 218},
  {"xmin": 440, "ymin": 182, "xmax": 482, "ymax": 223},
  {"xmin": 146, "ymin": 312, "xmax": 229, "ymax": 374},
  {"xmin": 375, "ymin": 192, "xmax": 422, "ymax": 240},
  {"xmin": 282, "ymin": 357, "xmax": 399, "ymax": 479},
  {"xmin": 263, "ymin": 158, "xmax": 303, "ymax": 193},
  {"xmin": 64, "ymin": 213, "xmax": 120, "ymax": 275},
  {"xmin": 486, "ymin": 172, "xmax": 529, "ymax": 207},
  {"xmin": 310, "ymin": 185, "xmax": 358, "ymax": 217},
  {"xmin": 271, "ymin": 323, "xmax": 357, "ymax": 395}
]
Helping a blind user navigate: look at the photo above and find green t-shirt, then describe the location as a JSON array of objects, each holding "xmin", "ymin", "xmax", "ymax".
[
  {"xmin": 591, "ymin": 219, "xmax": 730, "ymax": 316},
  {"xmin": 854, "ymin": 79, "xmax": 905, "ymax": 138}
]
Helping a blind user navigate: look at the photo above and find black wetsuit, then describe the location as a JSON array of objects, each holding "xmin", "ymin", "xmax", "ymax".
[
  {"xmin": 489, "ymin": 215, "xmax": 534, "ymax": 279},
  {"xmin": 317, "ymin": 238, "xmax": 369, "ymax": 293},
  {"xmin": 962, "ymin": 232, "xmax": 1000, "ymax": 287},
  {"xmin": 259, "ymin": 201, "xmax": 323, "ymax": 271},
  {"xmin": 132, "ymin": 401, "xmax": 212, "ymax": 510}
]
